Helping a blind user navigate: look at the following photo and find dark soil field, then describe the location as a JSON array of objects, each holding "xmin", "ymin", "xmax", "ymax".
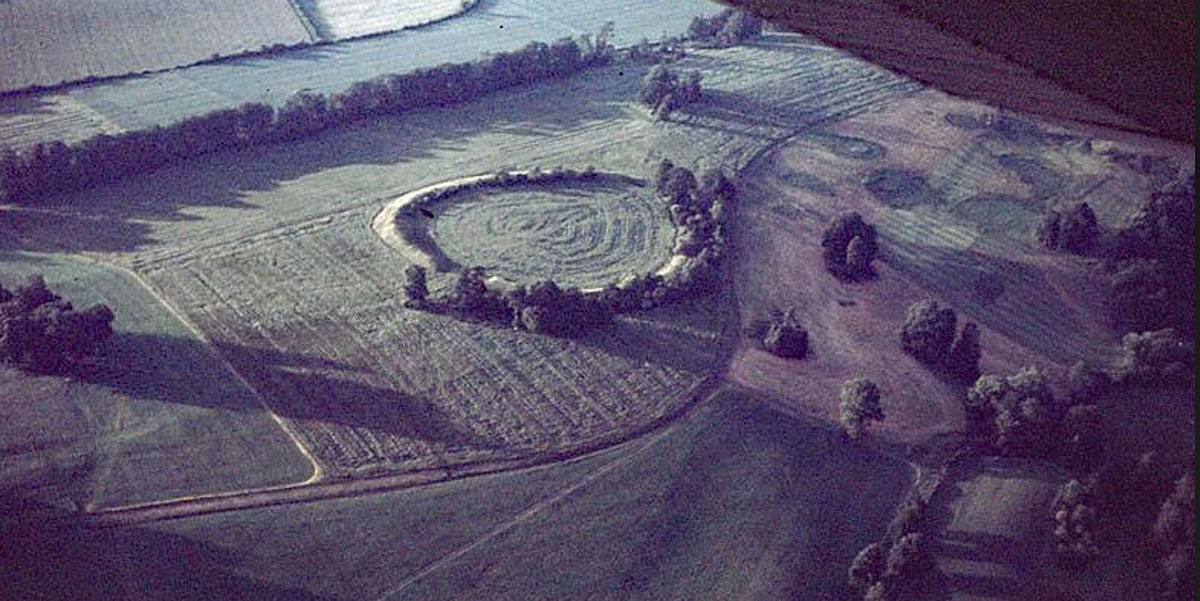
[{"xmin": 1, "ymin": 389, "xmax": 911, "ymax": 601}]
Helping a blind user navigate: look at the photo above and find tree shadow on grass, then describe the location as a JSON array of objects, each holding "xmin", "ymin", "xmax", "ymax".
[
  {"xmin": 74, "ymin": 332, "xmax": 495, "ymax": 450},
  {"xmin": 0, "ymin": 494, "xmax": 333, "ymax": 601},
  {"xmin": 0, "ymin": 64, "xmax": 637, "ymax": 256}
]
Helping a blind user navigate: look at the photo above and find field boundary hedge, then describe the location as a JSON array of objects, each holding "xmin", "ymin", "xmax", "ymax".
[{"xmin": 1, "ymin": 35, "xmax": 613, "ymax": 203}]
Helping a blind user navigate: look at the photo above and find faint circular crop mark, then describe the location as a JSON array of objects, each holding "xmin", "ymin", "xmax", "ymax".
[{"xmin": 423, "ymin": 174, "xmax": 674, "ymax": 289}]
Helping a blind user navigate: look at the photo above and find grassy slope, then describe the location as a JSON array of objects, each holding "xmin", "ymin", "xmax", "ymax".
[
  {"xmin": 0, "ymin": 0, "xmax": 313, "ymax": 93},
  {"xmin": 2, "ymin": 41, "xmax": 914, "ymax": 479},
  {"xmin": 729, "ymin": 88, "xmax": 1193, "ymax": 444},
  {"xmin": 0, "ymin": 253, "xmax": 312, "ymax": 512},
  {"xmin": 1, "ymin": 389, "xmax": 911, "ymax": 601}
]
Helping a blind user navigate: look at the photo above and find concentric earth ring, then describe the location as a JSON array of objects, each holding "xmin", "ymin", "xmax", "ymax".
[{"xmin": 426, "ymin": 177, "xmax": 674, "ymax": 289}]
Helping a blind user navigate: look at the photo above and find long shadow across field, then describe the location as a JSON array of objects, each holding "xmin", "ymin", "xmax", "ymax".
[
  {"xmin": 78, "ymin": 332, "xmax": 494, "ymax": 450},
  {"xmin": 0, "ymin": 389, "xmax": 913, "ymax": 601},
  {"xmin": 0, "ymin": 494, "xmax": 333, "ymax": 601},
  {"xmin": 0, "ymin": 64, "xmax": 643, "ymax": 256}
]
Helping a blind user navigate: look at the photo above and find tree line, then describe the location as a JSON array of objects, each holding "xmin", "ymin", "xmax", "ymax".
[{"xmin": 0, "ymin": 34, "xmax": 614, "ymax": 203}]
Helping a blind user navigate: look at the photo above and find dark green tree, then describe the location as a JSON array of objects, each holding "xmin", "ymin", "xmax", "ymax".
[
  {"xmin": 762, "ymin": 308, "xmax": 808, "ymax": 359},
  {"xmin": 839, "ymin": 377, "xmax": 884, "ymax": 439},
  {"xmin": 899, "ymin": 300, "xmax": 956, "ymax": 365}
]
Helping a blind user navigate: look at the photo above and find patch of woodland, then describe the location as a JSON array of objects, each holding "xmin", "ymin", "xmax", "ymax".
[
  {"xmin": 1048, "ymin": 452, "xmax": 1193, "ymax": 598},
  {"xmin": 0, "ymin": 274, "xmax": 114, "ymax": 374},
  {"xmin": 1104, "ymin": 175, "xmax": 1195, "ymax": 336},
  {"xmin": 402, "ymin": 164, "xmax": 736, "ymax": 338},
  {"xmin": 0, "ymin": 30, "xmax": 618, "ymax": 203}
]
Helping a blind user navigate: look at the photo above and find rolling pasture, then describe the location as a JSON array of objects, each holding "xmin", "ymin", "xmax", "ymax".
[
  {"xmin": 729, "ymin": 87, "xmax": 1192, "ymax": 442},
  {"xmin": 0, "ymin": 0, "xmax": 726, "ymax": 151},
  {"xmin": 0, "ymin": 0, "xmax": 314, "ymax": 93},
  {"xmin": 1, "ymin": 36, "xmax": 921, "ymax": 483},
  {"xmin": 428, "ymin": 178, "xmax": 674, "ymax": 289},
  {"xmin": 0, "ymin": 253, "xmax": 313, "ymax": 513},
  {"xmin": 295, "ymin": 0, "xmax": 475, "ymax": 40},
  {"xmin": 1, "ymin": 390, "xmax": 911, "ymax": 601}
]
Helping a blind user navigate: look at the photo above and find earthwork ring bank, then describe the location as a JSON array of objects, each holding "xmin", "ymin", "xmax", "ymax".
[{"xmin": 372, "ymin": 169, "xmax": 685, "ymax": 293}]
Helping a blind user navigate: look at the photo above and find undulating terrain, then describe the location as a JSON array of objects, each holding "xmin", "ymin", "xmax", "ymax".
[{"xmin": 2, "ymin": 2, "xmax": 1193, "ymax": 600}]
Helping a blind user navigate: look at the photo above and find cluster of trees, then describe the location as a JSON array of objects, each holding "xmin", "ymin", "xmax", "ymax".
[
  {"xmin": 686, "ymin": 8, "xmax": 764, "ymax": 47},
  {"xmin": 637, "ymin": 65, "xmax": 702, "ymax": 120},
  {"xmin": 964, "ymin": 366, "xmax": 1102, "ymax": 461},
  {"xmin": 1113, "ymin": 328, "xmax": 1194, "ymax": 387},
  {"xmin": 657, "ymin": 161, "xmax": 733, "ymax": 255},
  {"xmin": 1052, "ymin": 478, "xmax": 1101, "ymax": 566},
  {"xmin": 822, "ymin": 211, "xmax": 879, "ymax": 281},
  {"xmin": 1047, "ymin": 452, "xmax": 1192, "ymax": 596},
  {"xmin": 838, "ymin": 377, "xmax": 884, "ymax": 439},
  {"xmin": 899, "ymin": 300, "xmax": 981, "ymax": 383},
  {"xmin": 762, "ymin": 307, "xmax": 808, "ymax": 359},
  {"xmin": 1104, "ymin": 175, "xmax": 1195, "ymax": 334},
  {"xmin": 1, "ymin": 35, "xmax": 614, "ymax": 203},
  {"xmin": 0, "ymin": 275, "xmax": 114, "ymax": 373},
  {"xmin": 1037, "ymin": 202, "xmax": 1099, "ymax": 253},
  {"xmin": 404, "ymin": 264, "xmax": 613, "ymax": 338},
  {"xmin": 849, "ymin": 498, "xmax": 936, "ymax": 601},
  {"xmin": 654, "ymin": 161, "xmax": 735, "ymax": 294}
]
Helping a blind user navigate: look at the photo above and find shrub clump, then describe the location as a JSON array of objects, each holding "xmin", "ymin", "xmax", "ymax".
[
  {"xmin": 838, "ymin": 377, "xmax": 884, "ymax": 439},
  {"xmin": 1037, "ymin": 202, "xmax": 1099, "ymax": 253},
  {"xmin": 1052, "ymin": 479, "xmax": 1101, "ymax": 568},
  {"xmin": 898, "ymin": 300, "xmax": 981, "ymax": 383},
  {"xmin": 762, "ymin": 308, "xmax": 808, "ymax": 359},
  {"xmin": 0, "ymin": 274, "xmax": 115, "ymax": 373},
  {"xmin": 821, "ymin": 211, "xmax": 878, "ymax": 281},
  {"xmin": 638, "ymin": 65, "xmax": 702, "ymax": 120}
]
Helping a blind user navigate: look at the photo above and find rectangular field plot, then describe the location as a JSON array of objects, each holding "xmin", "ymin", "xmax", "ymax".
[
  {"xmin": 0, "ymin": 0, "xmax": 725, "ymax": 149},
  {"xmin": 0, "ymin": 253, "xmax": 314, "ymax": 513},
  {"xmin": 141, "ymin": 210, "xmax": 729, "ymax": 478},
  {"xmin": 0, "ymin": 0, "xmax": 314, "ymax": 93},
  {"xmin": 296, "ymin": 0, "xmax": 473, "ymax": 40}
]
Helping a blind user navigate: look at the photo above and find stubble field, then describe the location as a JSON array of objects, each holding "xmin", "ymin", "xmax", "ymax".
[
  {"xmin": 0, "ymin": 253, "xmax": 313, "ymax": 514},
  {"xmin": 0, "ymin": 0, "xmax": 314, "ymax": 93}
]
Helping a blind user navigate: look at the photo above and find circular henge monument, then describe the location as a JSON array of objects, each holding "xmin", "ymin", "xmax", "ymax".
[{"xmin": 373, "ymin": 170, "xmax": 680, "ymax": 291}]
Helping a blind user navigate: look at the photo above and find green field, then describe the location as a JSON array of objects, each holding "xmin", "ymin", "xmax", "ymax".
[
  {"xmin": 0, "ymin": 253, "xmax": 313, "ymax": 513},
  {"xmin": 1, "ymin": 389, "xmax": 911, "ymax": 601}
]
